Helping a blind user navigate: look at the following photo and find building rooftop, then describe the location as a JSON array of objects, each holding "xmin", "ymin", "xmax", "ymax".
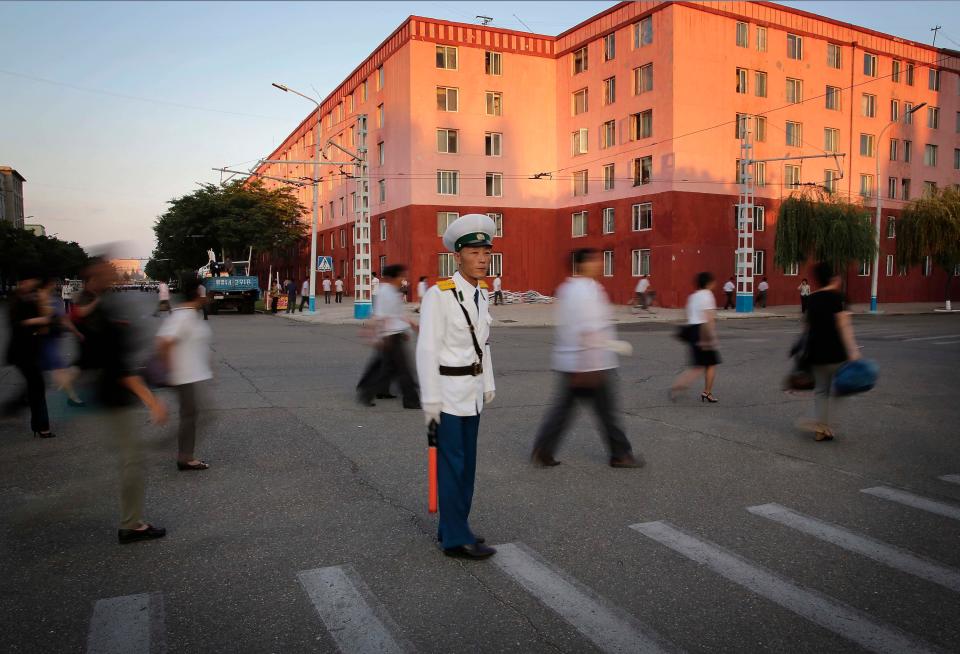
[{"xmin": 0, "ymin": 166, "xmax": 26, "ymax": 182}]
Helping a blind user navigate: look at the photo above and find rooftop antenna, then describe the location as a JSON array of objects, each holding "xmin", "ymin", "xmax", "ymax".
[
  {"xmin": 513, "ymin": 13, "xmax": 532, "ymax": 32},
  {"xmin": 931, "ymin": 25, "xmax": 942, "ymax": 46},
  {"xmin": 477, "ymin": 15, "xmax": 493, "ymax": 26}
]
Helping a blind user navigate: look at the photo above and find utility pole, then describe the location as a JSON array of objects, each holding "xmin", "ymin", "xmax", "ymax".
[
  {"xmin": 931, "ymin": 25, "xmax": 942, "ymax": 46},
  {"xmin": 353, "ymin": 114, "xmax": 372, "ymax": 319}
]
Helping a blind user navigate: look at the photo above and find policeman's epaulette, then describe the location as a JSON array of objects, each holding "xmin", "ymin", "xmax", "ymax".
[
  {"xmin": 478, "ymin": 281, "xmax": 489, "ymax": 289},
  {"xmin": 437, "ymin": 279, "xmax": 457, "ymax": 291}
]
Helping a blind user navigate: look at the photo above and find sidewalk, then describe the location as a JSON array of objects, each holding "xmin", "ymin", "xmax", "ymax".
[{"xmin": 273, "ymin": 298, "xmax": 957, "ymax": 328}]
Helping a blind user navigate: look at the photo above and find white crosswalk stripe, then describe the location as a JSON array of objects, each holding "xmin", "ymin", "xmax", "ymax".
[
  {"xmin": 631, "ymin": 521, "xmax": 938, "ymax": 654},
  {"xmin": 86, "ymin": 592, "xmax": 164, "ymax": 654},
  {"xmin": 903, "ymin": 334, "xmax": 960, "ymax": 342},
  {"xmin": 298, "ymin": 565, "xmax": 413, "ymax": 654},
  {"xmin": 861, "ymin": 486, "xmax": 960, "ymax": 521},
  {"xmin": 939, "ymin": 474, "xmax": 960, "ymax": 485},
  {"xmin": 492, "ymin": 542, "xmax": 673, "ymax": 654},
  {"xmin": 748, "ymin": 503, "xmax": 960, "ymax": 593}
]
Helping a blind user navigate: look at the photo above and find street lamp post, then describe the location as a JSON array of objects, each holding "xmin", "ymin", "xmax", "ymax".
[
  {"xmin": 871, "ymin": 101, "xmax": 925, "ymax": 312},
  {"xmin": 272, "ymin": 82, "xmax": 321, "ymax": 313}
]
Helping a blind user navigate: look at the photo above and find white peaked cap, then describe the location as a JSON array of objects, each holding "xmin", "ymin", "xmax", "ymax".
[{"xmin": 442, "ymin": 213, "xmax": 497, "ymax": 252}]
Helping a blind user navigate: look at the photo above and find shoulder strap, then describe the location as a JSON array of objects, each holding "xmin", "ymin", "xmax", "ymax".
[
  {"xmin": 437, "ymin": 279, "xmax": 456, "ymax": 291},
  {"xmin": 442, "ymin": 284, "xmax": 483, "ymax": 363}
]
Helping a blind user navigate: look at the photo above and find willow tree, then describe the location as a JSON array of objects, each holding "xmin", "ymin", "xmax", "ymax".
[
  {"xmin": 774, "ymin": 188, "xmax": 876, "ymax": 276},
  {"xmin": 895, "ymin": 186, "xmax": 960, "ymax": 308}
]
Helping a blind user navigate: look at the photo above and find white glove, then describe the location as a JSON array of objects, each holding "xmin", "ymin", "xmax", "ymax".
[
  {"xmin": 484, "ymin": 391, "xmax": 495, "ymax": 404},
  {"xmin": 423, "ymin": 402, "xmax": 441, "ymax": 426},
  {"xmin": 606, "ymin": 340, "xmax": 633, "ymax": 357}
]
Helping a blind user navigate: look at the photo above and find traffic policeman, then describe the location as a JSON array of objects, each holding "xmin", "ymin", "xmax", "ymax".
[{"xmin": 416, "ymin": 214, "xmax": 497, "ymax": 560}]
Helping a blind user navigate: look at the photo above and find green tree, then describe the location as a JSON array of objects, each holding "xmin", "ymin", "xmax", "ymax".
[
  {"xmin": 774, "ymin": 189, "xmax": 876, "ymax": 275},
  {"xmin": 895, "ymin": 186, "xmax": 960, "ymax": 307},
  {"xmin": 149, "ymin": 180, "xmax": 308, "ymax": 275},
  {"xmin": 0, "ymin": 221, "xmax": 89, "ymax": 287}
]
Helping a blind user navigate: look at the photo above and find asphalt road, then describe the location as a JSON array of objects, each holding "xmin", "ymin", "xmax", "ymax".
[{"xmin": 2, "ymin": 292, "xmax": 959, "ymax": 654}]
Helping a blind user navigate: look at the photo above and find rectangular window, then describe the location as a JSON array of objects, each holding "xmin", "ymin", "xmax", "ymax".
[
  {"xmin": 485, "ymin": 51, "xmax": 501, "ymax": 75},
  {"xmin": 756, "ymin": 26, "xmax": 767, "ymax": 52},
  {"xmin": 601, "ymin": 120, "xmax": 616, "ymax": 148},
  {"xmin": 485, "ymin": 132, "xmax": 502, "ymax": 156},
  {"xmin": 954, "ymin": 148, "xmax": 960, "ymax": 170},
  {"xmin": 785, "ymin": 261, "xmax": 799, "ymax": 276},
  {"xmin": 438, "ymin": 253, "xmax": 456, "ymax": 278},
  {"xmin": 887, "ymin": 176, "xmax": 897, "ymax": 200},
  {"xmin": 863, "ymin": 53, "xmax": 878, "ymax": 77},
  {"xmin": 635, "ymin": 63, "xmax": 653, "ymax": 94},
  {"xmin": 755, "ymin": 161, "xmax": 766, "ymax": 187},
  {"xmin": 929, "ymin": 68, "xmax": 941, "ymax": 91},
  {"xmin": 572, "ymin": 128, "xmax": 589, "ymax": 155},
  {"xmin": 786, "ymin": 78, "xmax": 802, "ymax": 103},
  {"xmin": 339, "ymin": 197, "xmax": 344, "ymax": 217},
  {"xmin": 827, "ymin": 43, "xmax": 842, "ymax": 69},
  {"xmin": 632, "ymin": 249, "xmax": 651, "ymax": 276},
  {"xmin": 486, "ymin": 91, "xmax": 502, "ymax": 116},
  {"xmin": 890, "ymin": 138, "xmax": 898, "ymax": 161},
  {"xmin": 755, "ymin": 115, "xmax": 767, "ymax": 142},
  {"xmin": 892, "ymin": 60, "xmax": 901, "ymax": 82},
  {"xmin": 736, "ymin": 21, "xmax": 749, "ymax": 47},
  {"xmin": 378, "ymin": 142, "xmax": 384, "ymax": 166},
  {"xmin": 378, "ymin": 179, "xmax": 386, "ymax": 203},
  {"xmin": 485, "ymin": 172, "xmax": 503, "ymax": 197},
  {"xmin": 489, "ymin": 253, "xmax": 503, "ymax": 277},
  {"xmin": 753, "ymin": 71, "xmax": 767, "ymax": 97},
  {"xmin": 923, "ymin": 255, "xmax": 932, "ymax": 276},
  {"xmin": 786, "ymin": 121, "xmax": 802, "ymax": 147},
  {"xmin": 572, "ymin": 211, "xmax": 587, "ymax": 237},
  {"xmin": 632, "ymin": 202, "xmax": 653, "ymax": 231},
  {"xmin": 379, "ymin": 217, "xmax": 387, "ymax": 241},
  {"xmin": 906, "ymin": 62, "xmax": 915, "ymax": 85},
  {"xmin": 902, "ymin": 178, "xmax": 911, "ymax": 200},
  {"xmin": 377, "ymin": 104, "xmax": 384, "ymax": 128},
  {"xmin": 340, "ymin": 228, "xmax": 346, "ymax": 247},
  {"xmin": 436, "ymin": 86, "xmax": 458, "ymax": 111},
  {"xmin": 824, "ymin": 127, "xmax": 840, "ymax": 152},
  {"xmin": 904, "ymin": 139, "xmax": 913, "ymax": 162},
  {"xmin": 787, "ymin": 33, "xmax": 803, "ymax": 60},
  {"xmin": 603, "ymin": 163, "xmax": 615, "ymax": 190},
  {"xmin": 886, "ymin": 254, "xmax": 894, "ymax": 277},
  {"xmin": 603, "ymin": 76, "xmax": 616, "ymax": 105},
  {"xmin": 633, "ymin": 157, "xmax": 652, "ymax": 185},
  {"xmin": 785, "ymin": 164, "xmax": 801, "ymax": 189},
  {"xmin": 956, "ymin": 111, "xmax": 960, "ymax": 133},
  {"xmin": 755, "ymin": 249, "xmax": 766, "ymax": 276},
  {"xmin": 632, "ymin": 109, "xmax": 653, "ymax": 139},
  {"xmin": 436, "ymin": 45, "xmax": 457, "ymax": 69},
  {"xmin": 923, "ymin": 181, "xmax": 938, "ymax": 196},
  {"xmin": 904, "ymin": 101, "xmax": 914, "ymax": 124},
  {"xmin": 924, "ymin": 144, "xmax": 938, "ymax": 167},
  {"xmin": 436, "ymin": 170, "xmax": 459, "ymax": 195},
  {"xmin": 488, "ymin": 212, "xmax": 503, "ymax": 238},
  {"xmin": 360, "ymin": 80, "xmax": 367, "ymax": 104},
  {"xmin": 927, "ymin": 106, "xmax": 940, "ymax": 129},
  {"xmin": 860, "ymin": 174, "xmax": 874, "ymax": 197},
  {"xmin": 573, "ymin": 46, "xmax": 588, "ymax": 74},
  {"xmin": 573, "ymin": 170, "xmax": 588, "ymax": 196},
  {"xmin": 824, "ymin": 169, "xmax": 839, "ymax": 193},
  {"xmin": 860, "ymin": 133, "xmax": 875, "ymax": 157},
  {"xmin": 378, "ymin": 255, "xmax": 386, "ymax": 274},
  {"xmin": 858, "ymin": 259, "xmax": 870, "ymax": 276},
  {"xmin": 346, "ymin": 95, "xmax": 353, "ymax": 114},
  {"xmin": 887, "ymin": 216, "xmax": 896, "ymax": 238},
  {"xmin": 861, "ymin": 93, "xmax": 876, "ymax": 117},
  {"xmin": 890, "ymin": 99, "xmax": 899, "ymax": 122},
  {"xmin": 437, "ymin": 211, "xmax": 458, "ymax": 236},
  {"xmin": 754, "ymin": 205, "xmax": 766, "ymax": 231},
  {"xmin": 573, "ymin": 88, "xmax": 588, "ymax": 115},
  {"xmin": 825, "ymin": 85, "xmax": 841, "ymax": 110},
  {"xmin": 602, "ymin": 207, "xmax": 615, "ymax": 233},
  {"xmin": 377, "ymin": 65, "xmax": 384, "ymax": 90},
  {"xmin": 603, "ymin": 250, "xmax": 614, "ymax": 277},
  {"xmin": 436, "ymin": 128, "xmax": 458, "ymax": 154},
  {"xmin": 735, "ymin": 113, "xmax": 748, "ymax": 139},
  {"xmin": 736, "ymin": 68, "xmax": 748, "ymax": 94},
  {"xmin": 604, "ymin": 32, "xmax": 616, "ymax": 61},
  {"xmin": 634, "ymin": 16, "xmax": 653, "ymax": 47}
]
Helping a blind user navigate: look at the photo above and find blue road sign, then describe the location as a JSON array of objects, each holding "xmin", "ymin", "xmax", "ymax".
[{"xmin": 316, "ymin": 256, "xmax": 334, "ymax": 273}]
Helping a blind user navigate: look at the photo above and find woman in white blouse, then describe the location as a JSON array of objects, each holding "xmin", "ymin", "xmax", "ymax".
[{"xmin": 671, "ymin": 272, "xmax": 721, "ymax": 403}]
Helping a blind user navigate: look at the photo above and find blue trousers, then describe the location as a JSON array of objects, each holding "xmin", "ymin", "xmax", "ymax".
[{"xmin": 436, "ymin": 412, "xmax": 480, "ymax": 549}]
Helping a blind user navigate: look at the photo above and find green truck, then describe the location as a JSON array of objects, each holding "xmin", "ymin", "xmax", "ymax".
[{"xmin": 199, "ymin": 259, "xmax": 259, "ymax": 315}]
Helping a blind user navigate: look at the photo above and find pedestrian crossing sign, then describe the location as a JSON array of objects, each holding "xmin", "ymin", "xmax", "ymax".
[{"xmin": 316, "ymin": 256, "xmax": 333, "ymax": 273}]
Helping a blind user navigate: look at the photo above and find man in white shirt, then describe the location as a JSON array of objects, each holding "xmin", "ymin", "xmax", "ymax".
[
  {"xmin": 299, "ymin": 279, "xmax": 309, "ymax": 312},
  {"xmin": 357, "ymin": 264, "xmax": 420, "ymax": 408},
  {"xmin": 722, "ymin": 276, "xmax": 736, "ymax": 310},
  {"xmin": 322, "ymin": 277, "xmax": 332, "ymax": 304},
  {"xmin": 417, "ymin": 214, "xmax": 497, "ymax": 560},
  {"xmin": 756, "ymin": 276, "xmax": 769, "ymax": 308},
  {"xmin": 154, "ymin": 281, "xmax": 171, "ymax": 316},
  {"xmin": 371, "ymin": 273, "xmax": 380, "ymax": 297},
  {"xmin": 60, "ymin": 280, "xmax": 74, "ymax": 314},
  {"xmin": 531, "ymin": 248, "xmax": 641, "ymax": 469},
  {"xmin": 634, "ymin": 275, "xmax": 651, "ymax": 310},
  {"xmin": 196, "ymin": 283, "xmax": 208, "ymax": 320},
  {"xmin": 415, "ymin": 276, "xmax": 428, "ymax": 313},
  {"xmin": 492, "ymin": 275, "xmax": 503, "ymax": 305},
  {"xmin": 334, "ymin": 277, "xmax": 344, "ymax": 303}
]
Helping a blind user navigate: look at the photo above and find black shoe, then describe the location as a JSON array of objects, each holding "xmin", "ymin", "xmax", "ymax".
[
  {"xmin": 610, "ymin": 454, "xmax": 644, "ymax": 469},
  {"xmin": 118, "ymin": 524, "xmax": 166, "ymax": 544},
  {"xmin": 438, "ymin": 535, "xmax": 485, "ymax": 545},
  {"xmin": 444, "ymin": 543, "xmax": 496, "ymax": 559},
  {"xmin": 376, "ymin": 393, "xmax": 398, "ymax": 399},
  {"xmin": 531, "ymin": 449, "xmax": 561, "ymax": 467},
  {"xmin": 403, "ymin": 402, "xmax": 422, "ymax": 410},
  {"xmin": 67, "ymin": 398, "xmax": 86, "ymax": 407},
  {"xmin": 33, "ymin": 431, "xmax": 57, "ymax": 439},
  {"xmin": 177, "ymin": 460, "xmax": 210, "ymax": 471}
]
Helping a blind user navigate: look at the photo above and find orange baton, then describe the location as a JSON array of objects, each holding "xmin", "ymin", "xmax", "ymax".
[{"xmin": 427, "ymin": 420, "xmax": 439, "ymax": 513}]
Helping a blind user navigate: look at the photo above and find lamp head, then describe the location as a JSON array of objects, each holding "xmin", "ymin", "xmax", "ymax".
[{"xmin": 272, "ymin": 83, "xmax": 289, "ymax": 92}]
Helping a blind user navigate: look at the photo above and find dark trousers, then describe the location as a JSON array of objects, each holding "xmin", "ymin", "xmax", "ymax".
[
  {"xmin": 437, "ymin": 412, "xmax": 480, "ymax": 549},
  {"xmin": 800, "ymin": 295, "xmax": 808, "ymax": 313},
  {"xmin": 201, "ymin": 304, "xmax": 208, "ymax": 320},
  {"xmin": 493, "ymin": 291, "xmax": 503, "ymax": 305},
  {"xmin": 286, "ymin": 295, "xmax": 296, "ymax": 313},
  {"xmin": 756, "ymin": 291, "xmax": 767, "ymax": 308},
  {"xmin": 356, "ymin": 351, "xmax": 389, "ymax": 398},
  {"xmin": 176, "ymin": 382, "xmax": 199, "ymax": 460},
  {"xmin": 532, "ymin": 371, "xmax": 632, "ymax": 460},
  {"xmin": 15, "ymin": 361, "xmax": 49, "ymax": 433},
  {"xmin": 270, "ymin": 298, "xmax": 278, "ymax": 313},
  {"xmin": 723, "ymin": 292, "xmax": 735, "ymax": 310},
  {"xmin": 335, "ymin": 291, "xmax": 343, "ymax": 303},
  {"xmin": 324, "ymin": 291, "xmax": 331, "ymax": 304},
  {"xmin": 358, "ymin": 335, "xmax": 419, "ymax": 406},
  {"xmin": 299, "ymin": 295, "xmax": 309, "ymax": 311}
]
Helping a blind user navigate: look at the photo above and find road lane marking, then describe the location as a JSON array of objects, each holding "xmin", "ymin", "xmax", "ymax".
[
  {"xmin": 86, "ymin": 592, "xmax": 164, "ymax": 654},
  {"xmin": 298, "ymin": 565, "xmax": 412, "ymax": 654},
  {"xmin": 630, "ymin": 521, "xmax": 936, "ymax": 654},
  {"xmin": 492, "ymin": 542, "xmax": 672, "ymax": 654},
  {"xmin": 933, "ymin": 340, "xmax": 960, "ymax": 346},
  {"xmin": 939, "ymin": 474, "xmax": 960, "ymax": 485},
  {"xmin": 748, "ymin": 503, "xmax": 960, "ymax": 593},
  {"xmin": 904, "ymin": 334, "xmax": 959, "ymax": 342},
  {"xmin": 861, "ymin": 486, "xmax": 960, "ymax": 521}
]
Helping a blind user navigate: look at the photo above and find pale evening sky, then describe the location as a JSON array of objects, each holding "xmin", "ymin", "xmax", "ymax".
[{"xmin": 1, "ymin": 1, "xmax": 958, "ymax": 258}]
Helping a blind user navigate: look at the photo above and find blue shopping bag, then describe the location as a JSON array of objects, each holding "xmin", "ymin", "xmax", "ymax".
[{"xmin": 833, "ymin": 359, "xmax": 878, "ymax": 396}]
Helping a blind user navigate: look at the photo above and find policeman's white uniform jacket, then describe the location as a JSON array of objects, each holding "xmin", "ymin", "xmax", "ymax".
[{"xmin": 416, "ymin": 271, "xmax": 495, "ymax": 416}]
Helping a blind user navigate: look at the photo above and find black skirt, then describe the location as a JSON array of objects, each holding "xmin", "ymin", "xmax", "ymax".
[{"xmin": 688, "ymin": 324, "xmax": 721, "ymax": 367}]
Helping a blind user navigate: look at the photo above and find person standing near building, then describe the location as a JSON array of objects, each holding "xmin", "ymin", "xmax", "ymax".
[
  {"xmin": 4, "ymin": 275, "xmax": 55, "ymax": 437},
  {"xmin": 756, "ymin": 276, "xmax": 769, "ymax": 309},
  {"xmin": 722, "ymin": 276, "xmax": 735, "ymax": 310},
  {"xmin": 492, "ymin": 274, "xmax": 503, "ymax": 306},
  {"xmin": 285, "ymin": 278, "xmax": 297, "ymax": 314},
  {"xmin": 415, "ymin": 276, "xmax": 428, "ymax": 313},
  {"xmin": 322, "ymin": 277, "xmax": 332, "ymax": 304},
  {"xmin": 299, "ymin": 278, "xmax": 309, "ymax": 312},
  {"xmin": 61, "ymin": 280, "xmax": 74, "ymax": 314},
  {"xmin": 798, "ymin": 278, "xmax": 811, "ymax": 313},
  {"xmin": 531, "ymin": 249, "xmax": 641, "ymax": 469},
  {"xmin": 671, "ymin": 272, "xmax": 722, "ymax": 403},
  {"xmin": 634, "ymin": 275, "xmax": 651, "ymax": 310},
  {"xmin": 334, "ymin": 277, "xmax": 344, "ymax": 303},
  {"xmin": 416, "ymin": 214, "xmax": 498, "ymax": 560},
  {"xmin": 154, "ymin": 281, "xmax": 171, "ymax": 317}
]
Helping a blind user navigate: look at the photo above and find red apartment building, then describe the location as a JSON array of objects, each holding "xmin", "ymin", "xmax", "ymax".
[{"xmin": 253, "ymin": 1, "xmax": 960, "ymax": 307}]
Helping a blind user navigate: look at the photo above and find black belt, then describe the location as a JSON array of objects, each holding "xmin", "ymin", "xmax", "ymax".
[{"xmin": 439, "ymin": 363, "xmax": 483, "ymax": 376}]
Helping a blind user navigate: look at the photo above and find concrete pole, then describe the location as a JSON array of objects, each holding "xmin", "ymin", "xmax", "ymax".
[{"xmin": 871, "ymin": 121, "xmax": 892, "ymax": 313}]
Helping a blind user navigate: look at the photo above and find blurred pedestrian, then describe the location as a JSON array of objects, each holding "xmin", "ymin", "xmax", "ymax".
[
  {"xmin": 371, "ymin": 273, "xmax": 380, "ymax": 298},
  {"xmin": 722, "ymin": 276, "xmax": 735, "ymax": 310},
  {"xmin": 75, "ymin": 259, "xmax": 168, "ymax": 543},
  {"xmin": 492, "ymin": 274, "xmax": 503, "ymax": 305},
  {"xmin": 416, "ymin": 214, "xmax": 497, "ymax": 560},
  {"xmin": 671, "ymin": 272, "xmax": 721, "ymax": 403},
  {"xmin": 61, "ymin": 279, "xmax": 74, "ymax": 314},
  {"xmin": 756, "ymin": 276, "xmax": 769, "ymax": 308},
  {"xmin": 322, "ymin": 276, "xmax": 332, "ymax": 304},
  {"xmin": 197, "ymin": 282, "xmax": 208, "ymax": 320},
  {"xmin": 285, "ymin": 278, "xmax": 296, "ymax": 314},
  {"xmin": 4, "ymin": 276, "xmax": 54, "ymax": 437},
  {"xmin": 399, "ymin": 278, "xmax": 410, "ymax": 303},
  {"xmin": 531, "ymin": 249, "xmax": 641, "ymax": 469},
  {"xmin": 357, "ymin": 265, "xmax": 420, "ymax": 409},
  {"xmin": 153, "ymin": 281, "xmax": 171, "ymax": 316},
  {"xmin": 299, "ymin": 279, "xmax": 309, "ymax": 312},
  {"xmin": 38, "ymin": 278, "xmax": 85, "ymax": 407},
  {"xmin": 415, "ymin": 276, "xmax": 428, "ymax": 313},
  {"xmin": 634, "ymin": 274, "xmax": 651, "ymax": 310},
  {"xmin": 798, "ymin": 278, "xmax": 811, "ymax": 313},
  {"xmin": 269, "ymin": 282, "xmax": 280, "ymax": 314},
  {"xmin": 335, "ymin": 277, "xmax": 344, "ymax": 303},
  {"xmin": 157, "ymin": 277, "xmax": 212, "ymax": 470},
  {"xmin": 803, "ymin": 262, "xmax": 861, "ymax": 442}
]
